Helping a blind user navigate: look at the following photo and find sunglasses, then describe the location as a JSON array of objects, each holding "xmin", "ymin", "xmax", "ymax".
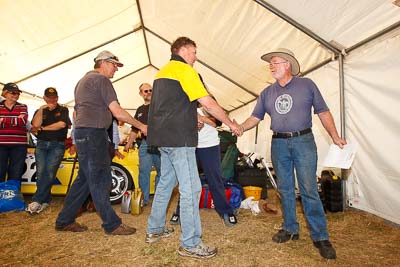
[
  {"xmin": 107, "ymin": 56, "xmax": 119, "ymax": 61},
  {"xmin": 143, "ymin": 89, "xmax": 152, "ymax": 93},
  {"xmin": 8, "ymin": 91, "xmax": 20, "ymax": 96},
  {"xmin": 106, "ymin": 61, "xmax": 118, "ymax": 68}
]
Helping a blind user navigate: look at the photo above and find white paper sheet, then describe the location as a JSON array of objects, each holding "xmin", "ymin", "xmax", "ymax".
[{"xmin": 321, "ymin": 143, "xmax": 357, "ymax": 169}]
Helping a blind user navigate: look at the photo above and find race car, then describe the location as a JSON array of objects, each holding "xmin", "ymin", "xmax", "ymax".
[{"xmin": 21, "ymin": 147, "xmax": 156, "ymax": 204}]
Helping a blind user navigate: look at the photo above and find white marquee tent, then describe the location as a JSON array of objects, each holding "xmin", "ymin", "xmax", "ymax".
[{"xmin": 1, "ymin": 0, "xmax": 399, "ymax": 224}]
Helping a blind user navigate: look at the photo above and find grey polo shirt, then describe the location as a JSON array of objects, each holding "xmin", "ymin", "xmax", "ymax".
[{"xmin": 74, "ymin": 70, "xmax": 118, "ymax": 129}]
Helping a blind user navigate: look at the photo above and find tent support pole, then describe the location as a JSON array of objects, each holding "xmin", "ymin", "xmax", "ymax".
[
  {"xmin": 338, "ymin": 53, "xmax": 348, "ymax": 211},
  {"xmin": 338, "ymin": 54, "xmax": 345, "ymax": 140}
]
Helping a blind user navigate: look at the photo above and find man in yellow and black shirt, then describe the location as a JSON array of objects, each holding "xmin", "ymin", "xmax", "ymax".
[{"xmin": 146, "ymin": 36, "xmax": 241, "ymax": 259}]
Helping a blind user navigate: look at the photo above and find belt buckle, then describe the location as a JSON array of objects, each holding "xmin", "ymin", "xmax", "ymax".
[{"xmin": 288, "ymin": 132, "xmax": 294, "ymax": 137}]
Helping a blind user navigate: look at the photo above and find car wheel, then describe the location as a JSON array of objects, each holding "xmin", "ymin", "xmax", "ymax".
[{"xmin": 109, "ymin": 163, "xmax": 134, "ymax": 204}]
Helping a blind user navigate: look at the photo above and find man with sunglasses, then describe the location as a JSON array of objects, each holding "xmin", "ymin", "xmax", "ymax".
[
  {"xmin": 55, "ymin": 50, "xmax": 147, "ymax": 235},
  {"xmin": 124, "ymin": 83, "xmax": 161, "ymax": 206},
  {"xmin": 26, "ymin": 87, "xmax": 71, "ymax": 214},
  {"xmin": 0, "ymin": 83, "xmax": 28, "ymax": 186},
  {"xmin": 238, "ymin": 48, "xmax": 346, "ymax": 260}
]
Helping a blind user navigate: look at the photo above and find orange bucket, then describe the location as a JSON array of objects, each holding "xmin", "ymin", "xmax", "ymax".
[{"xmin": 243, "ymin": 186, "xmax": 262, "ymax": 200}]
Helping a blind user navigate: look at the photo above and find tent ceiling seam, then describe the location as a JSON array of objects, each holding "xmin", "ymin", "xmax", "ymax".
[
  {"xmin": 15, "ymin": 27, "xmax": 143, "ymax": 84},
  {"xmin": 253, "ymin": 0, "xmax": 341, "ymax": 55},
  {"xmin": 346, "ymin": 20, "xmax": 400, "ymax": 53},
  {"xmin": 136, "ymin": 0, "xmax": 152, "ymax": 66},
  {"xmin": 144, "ymin": 27, "xmax": 258, "ymax": 98},
  {"xmin": 113, "ymin": 64, "xmax": 150, "ymax": 83}
]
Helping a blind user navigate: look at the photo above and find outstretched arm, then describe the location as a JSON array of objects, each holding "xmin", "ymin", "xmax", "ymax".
[
  {"xmin": 318, "ymin": 111, "xmax": 347, "ymax": 148},
  {"xmin": 238, "ymin": 116, "xmax": 261, "ymax": 135},
  {"xmin": 109, "ymin": 101, "xmax": 147, "ymax": 136},
  {"xmin": 124, "ymin": 131, "xmax": 138, "ymax": 152},
  {"xmin": 197, "ymin": 95, "xmax": 240, "ymax": 135}
]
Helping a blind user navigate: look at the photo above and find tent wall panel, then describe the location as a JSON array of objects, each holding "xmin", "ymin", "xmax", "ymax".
[{"xmin": 345, "ymin": 32, "xmax": 400, "ymax": 224}]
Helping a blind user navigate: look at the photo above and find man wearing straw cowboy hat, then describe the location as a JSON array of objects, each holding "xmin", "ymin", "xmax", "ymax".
[{"xmin": 238, "ymin": 48, "xmax": 346, "ymax": 260}]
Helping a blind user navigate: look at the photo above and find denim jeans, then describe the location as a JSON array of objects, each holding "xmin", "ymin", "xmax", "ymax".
[
  {"xmin": 147, "ymin": 147, "xmax": 202, "ymax": 249},
  {"xmin": 32, "ymin": 140, "xmax": 65, "ymax": 204},
  {"xmin": 196, "ymin": 145, "xmax": 233, "ymax": 216},
  {"xmin": 271, "ymin": 132, "xmax": 328, "ymax": 241},
  {"xmin": 0, "ymin": 145, "xmax": 27, "ymax": 185},
  {"xmin": 138, "ymin": 139, "xmax": 161, "ymax": 205},
  {"xmin": 56, "ymin": 128, "xmax": 121, "ymax": 232}
]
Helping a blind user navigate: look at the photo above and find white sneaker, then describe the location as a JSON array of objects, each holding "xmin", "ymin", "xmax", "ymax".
[
  {"xmin": 177, "ymin": 242, "xmax": 218, "ymax": 259},
  {"xmin": 26, "ymin": 202, "xmax": 42, "ymax": 214}
]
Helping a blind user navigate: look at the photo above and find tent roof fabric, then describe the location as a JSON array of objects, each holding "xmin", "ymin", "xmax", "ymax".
[{"xmin": 1, "ymin": 0, "xmax": 399, "ymax": 111}]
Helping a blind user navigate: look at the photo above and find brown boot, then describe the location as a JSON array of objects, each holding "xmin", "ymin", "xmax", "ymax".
[
  {"xmin": 55, "ymin": 222, "xmax": 88, "ymax": 232},
  {"xmin": 106, "ymin": 224, "xmax": 136, "ymax": 235}
]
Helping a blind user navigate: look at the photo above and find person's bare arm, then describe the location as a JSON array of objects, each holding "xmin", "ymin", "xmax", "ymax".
[
  {"xmin": 198, "ymin": 113, "xmax": 217, "ymax": 128},
  {"xmin": 239, "ymin": 116, "xmax": 261, "ymax": 135},
  {"xmin": 32, "ymin": 105, "xmax": 66, "ymax": 131},
  {"xmin": 197, "ymin": 95, "xmax": 240, "ymax": 135},
  {"xmin": 318, "ymin": 111, "xmax": 346, "ymax": 148},
  {"xmin": 124, "ymin": 131, "xmax": 138, "ymax": 152},
  {"xmin": 109, "ymin": 101, "xmax": 147, "ymax": 136},
  {"xmin": 40, "ymin": 121, "xmax": 66, "ymax": 131}
]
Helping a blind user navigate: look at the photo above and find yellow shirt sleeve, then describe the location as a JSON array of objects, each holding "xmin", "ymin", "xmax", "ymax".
[{"xmin": 179, "ymin": 65, "xmax": 209, "ymax": 102}]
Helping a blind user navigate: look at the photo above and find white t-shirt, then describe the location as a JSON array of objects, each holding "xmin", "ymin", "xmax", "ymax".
[{"xmin": 197, "ymin": 108, "xmax": 219, "ymax": 148}]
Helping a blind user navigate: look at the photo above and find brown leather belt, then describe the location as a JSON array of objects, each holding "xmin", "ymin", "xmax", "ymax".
[{"xmin": 272, "ymin": 128, "xmax": 312, "ymax": 139}]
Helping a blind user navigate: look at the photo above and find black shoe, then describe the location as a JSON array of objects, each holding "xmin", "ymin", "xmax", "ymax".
[
  {"xmin": 170, "ymin": 213, "xmax": 180, "ymax": 225},
  {"xmin": 222, "ymin": 213, "xmax": 237, "ymax": 227},
  {"xmin": 313, "ymin": 240, "xmax": 336, "ymax": 259},
  {"xmin": 272, "ymin": 229, "xmax": 299, "ymax": 243}
]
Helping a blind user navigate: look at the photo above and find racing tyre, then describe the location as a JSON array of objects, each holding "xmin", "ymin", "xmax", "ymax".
[{"xmin": 109, "ymin": 163, "xmax": 134, "ymax": 204}]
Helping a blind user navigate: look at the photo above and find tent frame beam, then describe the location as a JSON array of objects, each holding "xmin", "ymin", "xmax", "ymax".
[
  {"xmin": 136, "ymin": 0, "xmax": 152, "ymax": 66},
  {"xmin": 254, "ymin": 0, "xmax": 341, "ymax": 55},
  {"xmin": 346, "ymin": 20, "xmax": 400, "ymax": 53},
  {"xmin": 145, "ymin": 27, "xmax": 258, "ymax": 98},
  {"xmin": 15, "ymin": 27, "xmax": 143, "ymax": 84}
]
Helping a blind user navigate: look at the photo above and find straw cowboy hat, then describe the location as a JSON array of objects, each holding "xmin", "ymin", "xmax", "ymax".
[{"xmin": 261, "ymin": 48, "xmax": 300, "ymax": 76}]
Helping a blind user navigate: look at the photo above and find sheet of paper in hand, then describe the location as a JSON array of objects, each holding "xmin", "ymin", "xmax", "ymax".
[{"xmin": 322, "ymin": 143, "xmax": 357, "ymax": 169}]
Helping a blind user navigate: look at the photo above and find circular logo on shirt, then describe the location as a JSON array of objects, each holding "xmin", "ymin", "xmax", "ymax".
[{"xmin": 275, "ymin": 94, "xmax": 293, "ymax": 114}]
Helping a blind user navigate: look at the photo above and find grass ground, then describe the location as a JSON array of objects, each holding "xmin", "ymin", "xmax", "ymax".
[{"xmin": 1, "ymin": 190, "xmax": 399, "ymax": 267}]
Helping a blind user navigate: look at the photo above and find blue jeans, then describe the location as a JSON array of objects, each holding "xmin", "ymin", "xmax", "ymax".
[
  {"xmin": 196, "ymin": 145, "xmax": 233, "ymax": 216},
  {"xmin": 147, "ymin": 147, "xmax": 202, "ymax": 249},
  {"xmin": 56, "ymin": 128, "xmax": 121, "ymax": 232},
  {"xmin": 32, "ymin": 140, "xmax": 65, "ymax": 204},
  {"xmin": 0, "ymin": 145, "xmax": 27, "ymax": 185},
  {"xmin": 271, "ymin": 132, "xmax": 328, "ymax": 241},
  {"xmin": 138, "ymin": 139, "xmax": 161, "ymax": 205}
]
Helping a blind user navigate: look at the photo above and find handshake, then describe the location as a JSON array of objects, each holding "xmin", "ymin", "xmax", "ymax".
[
  {"xmin": 228, "ymin": 119, "xmax": 244, "ymax": 137},
  {"xmin": 197, "ymin": 113, "xmax": 244, "ymax": 137}
]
